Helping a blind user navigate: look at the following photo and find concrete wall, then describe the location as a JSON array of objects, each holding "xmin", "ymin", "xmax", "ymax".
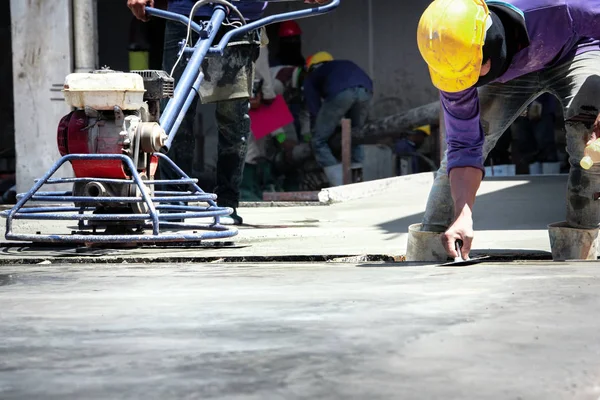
[{"xmin": 11, "ymin": 0, "xmax": 73, "ymax": 193}]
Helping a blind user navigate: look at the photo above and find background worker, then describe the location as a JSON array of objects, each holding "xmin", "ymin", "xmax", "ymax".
[
  {"xmin": 271, "ymin": 19, "xmax": 307, "ymax": 140},
  {"xmin": 411, "ymin": 0, "xmax": 600, "ymax": 260},
  {"xmin": 303, "ymin": 52, "xmax": 373, "ymax": 187},
  {"xmin": 271, "ymin": 20, "xmax": 305, "ymax": 68},
  {"xmin": 241, "ymin": 42, "xmax": 283, "ymax": 200}
]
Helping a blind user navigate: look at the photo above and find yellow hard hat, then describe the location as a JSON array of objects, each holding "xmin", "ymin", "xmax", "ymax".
[
  {"xmin": 306, "ymin": 51, "xmax": 333, "ymax": 69},
  {"xmin": 416, "ymin": 125, "xmax": 431, "ymax": 136},
  {"xmin": 417, "ymin": 0, "xmax": 490, "ymax": 93}
]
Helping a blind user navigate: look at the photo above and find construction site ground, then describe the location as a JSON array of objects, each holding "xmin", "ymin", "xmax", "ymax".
[
  {"xmin": 0, "ymin": 173, "xmax": 567, "ymax": 263},
  {"xmin": 3, "ymin": 173, "xmax": 600, "ymax": 399}
]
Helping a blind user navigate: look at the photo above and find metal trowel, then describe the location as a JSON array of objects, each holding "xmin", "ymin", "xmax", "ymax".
[{"xmin": 438, "ymin": 240, "xmax": 490, "ymax": 267}]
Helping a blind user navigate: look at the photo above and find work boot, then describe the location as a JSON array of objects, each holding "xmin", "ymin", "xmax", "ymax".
[
  {"xmin": 323, "ymin": 163, "xmax": 343, "ymax": 187},
  {"xmin": 351, "ymin": 163, "xmax": 363, "ymax": 184},
  {"xmin": 548, "ymin": 221, "xmax": 599, "ymax": 261},
  {"xmin": 405, "ymin": 223, "xmax": 449, "ymax": 262},
  {"xmin": 220, "ymin": 208, "xmax": 243, "ymax": 226}
]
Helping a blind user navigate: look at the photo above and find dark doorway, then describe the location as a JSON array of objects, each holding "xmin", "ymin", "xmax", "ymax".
[{"xmin": 0, "ymin": 0, "xmax": 16, "ymax": 202}]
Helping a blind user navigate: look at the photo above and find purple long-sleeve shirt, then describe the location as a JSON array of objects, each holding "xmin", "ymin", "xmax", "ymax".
[{"xmin": 442, "ymin": 0, "xmax": 600, "ymax": 174}]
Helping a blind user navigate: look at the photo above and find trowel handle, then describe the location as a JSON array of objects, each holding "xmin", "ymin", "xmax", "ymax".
[{"xmin": 454, "ymin": 240, "xmax": 464, "ymax": 262}]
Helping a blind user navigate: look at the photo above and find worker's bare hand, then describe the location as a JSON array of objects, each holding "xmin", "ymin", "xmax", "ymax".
[
  {"xmin": 249, "ymin": 91, "xmax": 263, "ymax": 109},
  {"xmin": 128, "ymin": 0, "xmax": 154, "ymax": 21},
  {"xmin": 442, "ymin": 212, "xmax": 474, "ymax": 260}
]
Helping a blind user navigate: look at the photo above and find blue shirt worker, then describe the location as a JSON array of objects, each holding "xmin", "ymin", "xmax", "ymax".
[
  {"xmin": 303, "ymin": 52, "xmax": 373, "ymax": 187},
  {"xmin": 408, "ymin": 0, "xmax": 600, "ymax": 262}
]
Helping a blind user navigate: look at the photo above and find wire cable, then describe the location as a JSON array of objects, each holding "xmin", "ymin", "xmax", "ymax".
[{"xmin": 169, "ymin": 0, "xmax": 247, "ymax": 77}]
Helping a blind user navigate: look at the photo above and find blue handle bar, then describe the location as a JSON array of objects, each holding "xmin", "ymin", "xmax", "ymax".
[{"xmin": 212, "ymin": 0, "xmax": 340, "ymax": 53}]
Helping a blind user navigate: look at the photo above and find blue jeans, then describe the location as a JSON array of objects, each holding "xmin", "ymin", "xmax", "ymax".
[
  {"xmin": 159, "ymin": 20, "xmax": 257, "ymax": 209},
  {"xmin": 423, "ymin": 51, "xmax": 600, "ymax": 230},
  {"xmin": 312, "ymin": 87, "xmax": 372, "ymax": 168}
]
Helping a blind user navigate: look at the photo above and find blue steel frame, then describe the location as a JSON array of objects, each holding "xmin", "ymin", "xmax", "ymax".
[{"xmin": 1, "ymin": 0, "xmax": 340, "ymax": 244}]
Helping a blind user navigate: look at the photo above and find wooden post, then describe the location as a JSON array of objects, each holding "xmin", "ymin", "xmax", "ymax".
[{"xmin": 341, "ymin": 118, "xmax": 352, "ymax": 185}]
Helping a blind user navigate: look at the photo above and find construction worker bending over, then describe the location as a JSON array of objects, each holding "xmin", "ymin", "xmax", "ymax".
[
  {"xmin": 411, "ymin": 0, "xmax": 600, "ymax": 261},
  {"xmin": 303, "ymin": 52, "xmax": 373, "ymax": 187}
]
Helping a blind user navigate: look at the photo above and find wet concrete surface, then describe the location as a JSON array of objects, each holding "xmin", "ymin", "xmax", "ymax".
[{"xmin": 2, "ymin": 262, "xmax": 600, "ymax": 399}]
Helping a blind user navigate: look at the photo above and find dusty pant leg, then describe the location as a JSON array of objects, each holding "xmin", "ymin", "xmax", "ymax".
[
  {"xmin": 214, "ymin": 98, "xmax": 250, "ymax": 209},
  {"xmin": 421, "ymin": 77, "xmax": 540, "ymax": 231},
  {"xmin": 564, "ymin": 121, "xmax": 600, "ymax": 228},
  {"xmin": 346, "ymin": 87, "xmax": 372, "ymax": 164},
  {"xmin": 204, "ymin": 32, "xmax": 258, "ymax": 209},
  {"xmin": 549, "ymin": 52, "xmax": 600, "ymax": 229},
  {"xmin": 421, "ymin": 154, "xmax": 453, "ymax": 231},
  {"xmin": 311, "ymin": 88, "xmax": 357, "ymax": 168}
]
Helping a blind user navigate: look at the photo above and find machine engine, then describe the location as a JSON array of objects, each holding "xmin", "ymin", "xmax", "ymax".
[{"xmin": 57, "ymin": 68, "xmax": 174, "ymax": 216}]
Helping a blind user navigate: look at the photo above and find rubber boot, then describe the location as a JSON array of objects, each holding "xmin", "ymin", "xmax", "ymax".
[
  {"xmin": 351, "ymin": 163, "xmax": 363, "ymax": 184},
  {"xmin": 548, "ymin": 221, "xmax": 599, "ymax": 261},
  {"xmin": 323, "ymin": 163, "xmax": 343, "ymax": 187},
  {"xmin": 405, "ymin": 223, "xmax": 449, "ymax": 262}
]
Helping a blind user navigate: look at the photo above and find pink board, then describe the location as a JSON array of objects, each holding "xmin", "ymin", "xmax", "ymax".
[{"xmin": 249, "ymin": 95, "xmax": 295, "ymax": 140}]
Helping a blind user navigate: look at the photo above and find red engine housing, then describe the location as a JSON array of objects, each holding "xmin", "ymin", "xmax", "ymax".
[{"xmin": 57, "ymin": 110, "xmax": 158, "ymax": 179}]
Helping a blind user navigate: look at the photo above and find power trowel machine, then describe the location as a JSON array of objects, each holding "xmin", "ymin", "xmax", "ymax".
[{"xmin": 2, "ymin": 0, "xmax": 339, "ymax": 245}]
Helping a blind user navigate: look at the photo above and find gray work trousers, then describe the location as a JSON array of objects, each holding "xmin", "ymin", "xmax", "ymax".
[{"xmin": 423, "ymin": 51, "xmax": 600, "ymax": 231}]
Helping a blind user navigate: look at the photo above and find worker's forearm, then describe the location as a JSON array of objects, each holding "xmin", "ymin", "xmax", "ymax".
[{"xmin": 449, "ymin": 166, "xmax": 483, "ymax": 219}]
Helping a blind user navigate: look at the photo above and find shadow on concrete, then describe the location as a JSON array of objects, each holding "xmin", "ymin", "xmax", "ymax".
[{"xmin": 379, "ymin": 175, "xmax": 568, "ymax": 236}]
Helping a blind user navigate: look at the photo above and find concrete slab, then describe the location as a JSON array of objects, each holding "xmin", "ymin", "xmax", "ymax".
[
  {"xmin": 1, "ymin": 262, "xmax": 600, "ymax": 399},
  {"xmin": 1, "ymin": 174, "xmax": 569, "ymax": 260}
]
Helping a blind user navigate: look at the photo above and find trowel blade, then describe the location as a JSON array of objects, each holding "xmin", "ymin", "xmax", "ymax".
[{"xmin": 438, "ymin": 255, "xmax": 491, "ymax": 267}]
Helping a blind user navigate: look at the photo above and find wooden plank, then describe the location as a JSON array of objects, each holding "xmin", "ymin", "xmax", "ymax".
[
  {"xmin": 341, "ymin": 118, "xmax": 352, "ymax": 185},
  {"xmin": 262, "ymin": 191, "xmax": 320, "ymax": 202}
]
